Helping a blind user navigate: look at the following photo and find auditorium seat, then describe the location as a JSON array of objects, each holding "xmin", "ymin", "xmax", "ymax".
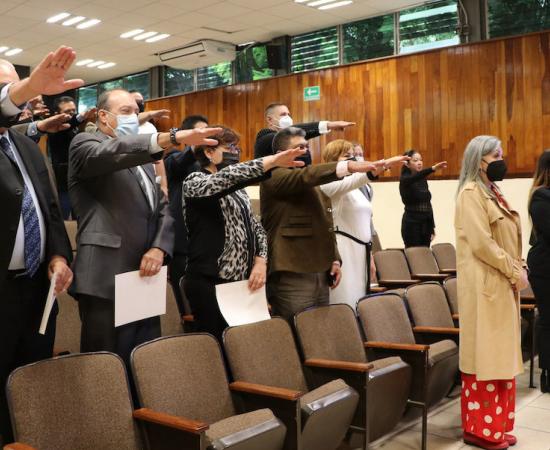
[
  {"xmin": 371, "ymin": 233, "xmax": 382, "ymax": 254},
  {"xmin": 131, "ymin": 334, "xmax": 286, "ymax": 450},
  {"xmin": 5, "ymin": 352, "xmax": 203, "ymax": 450},
  {"xmin": 53, "ymin": 292, "xmax": 81, "ymax": 355},
  {"xmin": 160, "ymin": 282, "xmax": 184, "ymax": 337},
  {"xmin": 404, "ymin": 247, "xmax": 450, "ymax": 281},
  {"xmin": 357, "ymin": 293, "xmax": 458, "ymax": 450},
  {"xmin": 404, "ymin": 282, "xmax": 460, "ymax": 346},
  {"xmin": 63, "ymin": 220, "xmax": 77, "ymax": 257},
  {"xmin": 431, "ymin": 243, "xmax": 456, "ymax": 274},
  {"xmin": 293, "ymin": 304, "xmax": 411, "ymax": 446},
  {"xmin": 373, "ymin": 249, "xmax": 420, "ymax": 288},
  {"xmin": 223, "ymin": 318, "xmax": 359, "ymax": 450},
  {"xmin": 442, "ymin": 276, "xmax": 459, "ymax": 319}
]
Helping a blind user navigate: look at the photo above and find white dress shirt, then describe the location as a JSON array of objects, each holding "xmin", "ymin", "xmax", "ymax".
[{"xmin": 2, "ymin": 130, "xmax": 46, "ymax": 269}]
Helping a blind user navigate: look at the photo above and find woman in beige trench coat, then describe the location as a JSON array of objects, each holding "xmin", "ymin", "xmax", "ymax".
[{"xmin": 455, "ymin": 136, "xmax": 528, "ymax": 450}]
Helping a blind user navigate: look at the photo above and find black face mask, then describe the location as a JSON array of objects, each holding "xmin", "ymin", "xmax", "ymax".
[
  {"xmin": 216, "ymin": 152, "xmax": 240, "ymax": 171},
  {"xmin": 345, "ymin": 156, "xmax": 357, "ymax": 162},
  {"xmin": 484, "ymin": 159, "xmax": 507, "ymax": 182},
  {"xmin": 295, "ymin": 150, "xmax": 312, "ymax": 167},
  {"xmin": 136, "ymin": 101, "xmax": 145, "ymax": 113}
]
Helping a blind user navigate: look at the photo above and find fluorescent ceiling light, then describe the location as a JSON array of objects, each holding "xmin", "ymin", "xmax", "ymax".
[
  {"xmin": 87, "ymin": 60, "xmax": 105, "ymax": 67},
  {"xmin": 47, "ymin": 12, "xmax": 70, "ymax": 23},
  {"xmin": 76, "ymin": 59, "xmax": 94, "ymax": 66},
  {"xmin": 62, "ymin": 16, "xmax": 85, "ymax": 26},
  {"xmin": 98, "ymin": 62, "xmax": 116, "ymax": 69},
  {"xmin": 77, "ymin": 19, "xmax": 101, "ymax": 29},
  {"xmin": 318, "ymin": 0, "xmax": 352, "ymax": 9},
  {"xmin": 308, "ymin": 0, "xmax": 337, "ymax": 6},
  {"xmin": 294, "ymin": 0, "xmax": 309, "ymax": 2},
  {"xmin": 4, "ymin": 48, "xmax": 22, "ymax": 56},
  {"xmin": 133, "ymin": 31, "xmax": 158, "ymax": 40},
  {"xmin": 0, "ymin": 46, "xmax": 8, "ymax": 53},
  {"xmin": 146, "ymin": 33, "xmax": 170, "ymax": 43},
  {"xmin": 120, "ymin": 29, "xmax": 144, "ymax": 38}
]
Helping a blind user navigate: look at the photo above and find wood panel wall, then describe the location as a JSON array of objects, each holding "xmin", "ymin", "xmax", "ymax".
[{"xmin": 146, "ymin": 31, "xmax": 550, "ymax": 179}]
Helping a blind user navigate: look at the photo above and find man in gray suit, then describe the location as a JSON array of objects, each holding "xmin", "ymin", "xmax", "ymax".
[{"xmin": 69, "ymin": 88, "xmax": 220, "ymax": 364}]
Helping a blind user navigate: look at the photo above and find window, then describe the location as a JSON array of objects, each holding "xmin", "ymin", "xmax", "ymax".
[
  {"xmin": 343, "ymin": 14, "xmax": 395, "ymax": 63},
  {"xmin": 98, "ymin": 78, "xmax": 123, "ymax": 94},
  {"xmin": 488, "ymin": 0, "xmax": 550, "ymax": 38},
  {"xmin": 399, "ymin": 0, "xmax": 460, "ymax": 54},
  {"xmin": 77, "ymin": 85, "xmax": 98, "ymax": 113},
  {"xmin": 291, "ymin": 27, "xmax": 339, "ymax": 73},
  {"xmin": 164, "ymin": 68, "xmax": 195, "ymax": 96},
  {"xmin": 235, "ymin": 45, "xmax": 275, "ymax": 83},
  {"xmin": 196, "ymin": 62, "xmax": 232, "ymax": 91},
  {"xmin": 124, "ymin": 72, "xmax": 150, "ymax": 98}
]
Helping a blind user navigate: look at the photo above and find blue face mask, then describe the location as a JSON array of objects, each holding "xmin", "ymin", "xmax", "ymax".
[{"xmin": 105, "ymin": 111, "xmax": 140, "ymax": 137}]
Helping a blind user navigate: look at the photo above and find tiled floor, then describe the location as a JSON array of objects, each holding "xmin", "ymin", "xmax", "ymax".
[{"xmin": 368, "ymin": 363, "xmax": 550, "ymax": 450}]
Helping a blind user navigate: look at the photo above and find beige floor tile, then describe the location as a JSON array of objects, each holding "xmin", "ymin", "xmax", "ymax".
[
  {"xmin": 516, "ymin": 385, "xmax": 545, "ymax": 410},
  {"xmin": 515, "ymin": 405, "xmax": 550, "ymax": 432},
  {"xmin": 374, "ymin": 429, "xmax": 464, "ymax": 449},
  {"xmin": 530, "ymin": 393, "xmax": 550, "ymax": 410},
  {"xmin": 412, "ymin": 410, "xmax": 462, "ymax": 441},
  {"xmin": 510, "ymin": 426, "xmax": 550, "ymax": 450}
]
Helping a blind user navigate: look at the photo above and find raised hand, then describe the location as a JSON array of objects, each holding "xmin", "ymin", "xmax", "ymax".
[
  {"xmin": 263, "ymin": 147, "xmax": 307, "ymax": 171},
  {"xmin": 432, "ymin": 161, "xmax": 447, "ymax": 171},
  {"xmin": 175, "ymin": 127, "xmax": 223, "ymax": 147},
  {"xmin": 327, "ymin": 121, "xmax": 356, "ymax": 131},
  {"xmin": 36, "ymin": 113, "xmax": 71, "ymax": 133}
]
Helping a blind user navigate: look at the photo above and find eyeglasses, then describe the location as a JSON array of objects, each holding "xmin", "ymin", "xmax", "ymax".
[
  {"xmin": 227, "ymin": 143, "xmax": 241, "ymax": 154},
  {"xmin": 297, "ymin": 144, "xmax": 309, "ymax": 150}
]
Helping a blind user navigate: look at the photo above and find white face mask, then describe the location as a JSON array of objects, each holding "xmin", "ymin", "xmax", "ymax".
[
  {"xmin": 104, "ymin": 111, "xmax": 140, "ymax": 137},
  {"xmin": 278, "ymin": 115, "xmax": 293, "ymax": 129}
]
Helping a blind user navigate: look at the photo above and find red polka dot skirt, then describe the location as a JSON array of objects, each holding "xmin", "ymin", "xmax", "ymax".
[{"xmin": 461, "ymin": 372, "xmax": 516, "ymax": 443}]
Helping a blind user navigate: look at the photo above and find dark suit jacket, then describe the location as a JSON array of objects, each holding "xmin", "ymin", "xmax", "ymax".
[
  {"xmin": 0, "ymin": 82, "xmax": 22, "ymax": 128},
  {"xmin": 254, "ymin": 122, "xmax": 322, "ymax": 158},
  {"xmin": 528, "ymin": 187, "xmax": 550, "ymax": 278},
  {"xmin": 163, "ymin": 147, "xmax": 199, "ymax": 255},
  {"xmin": 68, "ymin": 130, "xmax": 174, "ymax": 300},
  {"xmin": 0, "ymin": 129, "xmax": 72, "ymax": 289},
  {"xmin": 260, "ymin": 163, "xmax": 341, "ymax": 274}
]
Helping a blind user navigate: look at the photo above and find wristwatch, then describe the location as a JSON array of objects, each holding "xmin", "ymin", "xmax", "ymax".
[{"xmin": 169, "ymin": 127, "xmax": 179, "ymax": 146}]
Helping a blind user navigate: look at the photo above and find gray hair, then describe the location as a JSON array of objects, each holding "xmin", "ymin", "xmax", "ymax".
[
  {"xmin": 96, "ymin": 88, "xmax": 128, "ymax": 112},
  {"xmin": 272, "ymin": 126, "xmax": 306, "ymax": 153},
  {"xmin": 456, "ymin": 135, "xmax": 501, "ymax": 197}
]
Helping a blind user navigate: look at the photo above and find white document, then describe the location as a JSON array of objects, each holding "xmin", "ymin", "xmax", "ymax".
[
  {"xmin": 39, "ymin": 273, "xmax": 57, "ymax": 335},
  {"xmin": 115, "ymin": 266, "xmax": 167, "ymax": 327},
  {"xmin": 216, "ymin": 280, "xmax": 271, "ymax": 327}
]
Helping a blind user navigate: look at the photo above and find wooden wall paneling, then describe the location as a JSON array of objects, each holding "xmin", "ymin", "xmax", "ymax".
[{"xmin": 145, "ymin": 31, "xmax": 550, "ymax": 179}]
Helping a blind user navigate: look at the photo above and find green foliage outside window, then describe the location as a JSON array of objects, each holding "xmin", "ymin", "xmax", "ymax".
[
  {"xmin": 343, "ymin": 14, "xmax": 395, "ymax": 63},
  {"xmin": 235, "ymin": 45, "xmax": 274, "ymax": 83},
  {"xmin": 291, "ymin": 27, "xmax": 339, "ymax": 73},
  {"xmin": 164, "ymin": 68, "xmax": 195, "ymax": 96},
  {"xmin": 488, "ymin": 0, "xmax": 550, "ymax": 38}
]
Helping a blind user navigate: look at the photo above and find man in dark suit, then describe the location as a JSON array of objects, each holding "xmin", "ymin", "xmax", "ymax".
[
  {"xmin": 253, "ymin": 102, "xmax": 355, "ymax": 158},
  {"xmin": 68, "ymin": 89, "xmax": 220, "ymax": 365},
  {"xmin": 260, "ymin": 127, "xmax": 381, "ymax": 320},
  {"xmin": 0, "ymin": 60, "xmax": 75, "ymax": 444},
  {"xmin": 163, "ymin": 114, "xmax": 207, "ymax": 313}
]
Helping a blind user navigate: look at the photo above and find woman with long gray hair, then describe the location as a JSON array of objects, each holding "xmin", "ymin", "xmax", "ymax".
[{"xmin": 455, "ymin": 135, "xmax": 527, "ymax": 449}]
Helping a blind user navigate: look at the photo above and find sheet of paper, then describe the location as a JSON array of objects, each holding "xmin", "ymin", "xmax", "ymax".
[
  {"xmin": 115, "ymin": 266, "xmax": 167, "ymax": 327},
  {"xmin": 39, "ymin": 273, "xmax": 57, "ymax": 335},
  {"xmin": 216, "ymin": 280, "xmax": 271, "ymax": 327}
]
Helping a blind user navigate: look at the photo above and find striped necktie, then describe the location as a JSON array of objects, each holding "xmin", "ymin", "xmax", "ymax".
[{"xmin": 1, "ymin": 136, "xmax": 41, "ymax": 277}]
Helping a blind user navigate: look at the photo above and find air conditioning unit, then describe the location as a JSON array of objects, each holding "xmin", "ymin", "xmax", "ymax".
[{"xmin": 157, "ymin": 40, "xmax": 236, "ymax": 70}]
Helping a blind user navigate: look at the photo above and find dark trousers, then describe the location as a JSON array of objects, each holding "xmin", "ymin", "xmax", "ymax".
[
  {"xmin": 528, "ymin": 275, "xmax": 550, "ymax": 369},
  {"xmin": 267, "ymin": 271, "xmax": 330, "ymax": 321},
  {"xmin": 168, "ymin": 253, "xmax": 187, "ymax": 315},
  {"xmin": 77, "ymin": 295, "xmax": 161, "ymax": 370},
  {"xmin": 183, "ymin": 275, "xmax": 228, "ymax": 343},
  {"xmin": 0, "ymin": 267, "xmax": 54, "ymax": 445},
  {"xmin": 401, "ymin": 212, "xmax": 433, "ymax": 247}
]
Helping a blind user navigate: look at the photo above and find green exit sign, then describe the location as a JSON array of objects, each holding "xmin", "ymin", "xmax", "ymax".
[{"xmin": 304, "ymin": 86, "xmax": 320, "ymax": 101}]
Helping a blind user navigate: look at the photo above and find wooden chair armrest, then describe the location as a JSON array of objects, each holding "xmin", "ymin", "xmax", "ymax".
[
  {"xmin": 369, "ymin": 286, "xmax": 387, "ymax": 293},
  {"xmin": 365, "ymin": 341, "xmax": 429, "ymax": 352},
  {"xmin": 133, "ymin": 408, "xmax": 208, "ymax": 435},
  {"xmin": 304, "ymin": 358, "xmax": 373, "ymax": 373},
  {"xmin": 4, "ymin": 443, "xmax": 37, "ymax": 450},
  {"xmin": 230, "ymin": 381, "xmax": 302, "ymax": 401},
  {"xmin": 413, "ymin": 326, "xmax": 460, "ymax": 335},
  {"xmin": 182, "ymin": 314, "xmax": 195, "ymax": 322},
  {"xmin": 521, "ymin": 304, "xmax": 536, "ymax": 311},
  {"xmin": 452, "ymin": 313, "xmax": 459, "ymax": 320},
  {"xmin": 413, "ymin": 273, "xmax": 449, "ymax": 281},
  {"xmin": 440, "ymin": 269, "xmax": 456, "ymax": 274},
  {"xmin": 378, "ymin": 279, "xmax": 420, "ymax": 287}
]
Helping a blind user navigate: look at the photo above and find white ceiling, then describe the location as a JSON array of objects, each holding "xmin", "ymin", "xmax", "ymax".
[{"xmin": 0, "ymin": 0, "xmax": 425, "ymax": 84}]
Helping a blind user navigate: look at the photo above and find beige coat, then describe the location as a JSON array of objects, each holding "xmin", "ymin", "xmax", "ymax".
[{"xmin": 455, "ymin": 182, "xmax": 523, "ymax": 380}]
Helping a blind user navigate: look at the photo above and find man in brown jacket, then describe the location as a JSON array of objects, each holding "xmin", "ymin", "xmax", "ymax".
[{"xmin": 260, "ymin": 127, "xmax": 380, "ymax": 319}]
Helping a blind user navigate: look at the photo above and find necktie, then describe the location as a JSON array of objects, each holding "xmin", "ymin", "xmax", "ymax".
[{"xmin": 1, "ymin": 136, "xmax": 41, "ymax": 276}]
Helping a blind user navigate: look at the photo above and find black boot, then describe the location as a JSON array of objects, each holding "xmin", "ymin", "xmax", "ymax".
[{"xmin": 541, "ymin": 369, "xmax": 549, "ymax": 393}]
